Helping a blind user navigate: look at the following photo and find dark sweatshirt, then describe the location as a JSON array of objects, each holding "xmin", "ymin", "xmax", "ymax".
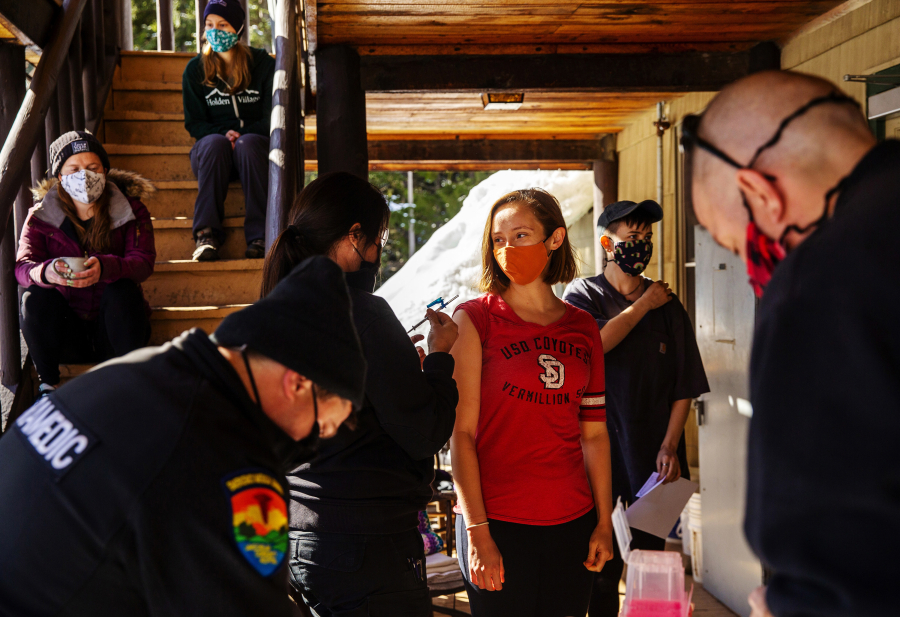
[
  {"xmin": 0, "ymin": 329, "xmax": 305, "ymax": 617},
  {"xmin": 287, "ymin": 268, "xmax": 459, "ymax": 534},
  {"xmin": 745, "ymin": 140, "xmax": 900, "ymax": 617},
  {"xmin": 182, "ymin": 47, "xmax": 275, "ymax": 140}
]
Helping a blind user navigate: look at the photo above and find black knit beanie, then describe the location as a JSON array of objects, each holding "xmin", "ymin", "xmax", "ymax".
[
  {"xmin": 203, "ymin": 0, "xmax": 245, "ymax": 34},
  {"xmin": 49, "ymin": 131, "xmax": 110, "ymax": 177},
  {"xmin": 212, "ymin": 255, "xmax": 366, "ymax": 409}
]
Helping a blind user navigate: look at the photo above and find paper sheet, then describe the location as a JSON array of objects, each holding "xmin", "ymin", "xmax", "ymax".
[{"xmin": 626, "ymin": 473, "xmax": 698, "ymax": 539}]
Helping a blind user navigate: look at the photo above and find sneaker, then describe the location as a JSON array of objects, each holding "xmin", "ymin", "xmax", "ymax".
[
  {"xmin": 193, "ymin": 227, "xmax": 219, "ymax": 261},
  {"xmin": 245, "ymin": 238, "xmax": 266, "ymax": 259},
  {"xmin": 38, "ymin": 383, "xmax": 56, "ymax": 398}
]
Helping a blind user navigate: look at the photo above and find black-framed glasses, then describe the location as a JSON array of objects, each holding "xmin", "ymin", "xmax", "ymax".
[{"xmin": 680, "ymin": 91, "xmax": 861, "ymax": 180}]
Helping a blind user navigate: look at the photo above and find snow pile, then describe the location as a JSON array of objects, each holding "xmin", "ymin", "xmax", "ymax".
[{"xmin": 376, "ymin": 169, "xmax": 594, "ymax": 331}]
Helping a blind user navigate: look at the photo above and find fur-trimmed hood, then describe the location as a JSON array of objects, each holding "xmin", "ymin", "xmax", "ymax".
[
  {"xmin": 29, "ymin": 169, "xmax": 156, "ymax": 231},
  {"xmin": 31, "ymin": 168, "xmax": 156, "ymax": 202}
]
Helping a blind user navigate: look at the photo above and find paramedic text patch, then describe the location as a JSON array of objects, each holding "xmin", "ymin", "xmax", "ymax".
[{"xmin": 15, "ymin": 398, "xmax": 95, "ymax": 476}]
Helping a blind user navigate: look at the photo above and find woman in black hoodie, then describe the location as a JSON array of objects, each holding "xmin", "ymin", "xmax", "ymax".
[
  {"xmin": 261, "ymin": 172, "xmax": 460, "ymax": 616},
  {"xmin": 182, "ymin": 0, "xmax": 275, "ymax": 261}
]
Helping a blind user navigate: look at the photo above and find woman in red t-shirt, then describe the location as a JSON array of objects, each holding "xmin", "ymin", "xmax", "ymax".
[{"xmin": 450, "ymin": 188, "xmax": 614, "ymax": 616}]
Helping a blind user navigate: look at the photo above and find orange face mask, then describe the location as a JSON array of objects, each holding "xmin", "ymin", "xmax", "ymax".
[{"xmin": 493, "ymin": 237, "xmax": 550, "ymax": 286}]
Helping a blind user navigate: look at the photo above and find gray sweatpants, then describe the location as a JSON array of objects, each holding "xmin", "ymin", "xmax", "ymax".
[{"xmin": 190, "ymin": 133, "xmax": 269, "ymax": 245}]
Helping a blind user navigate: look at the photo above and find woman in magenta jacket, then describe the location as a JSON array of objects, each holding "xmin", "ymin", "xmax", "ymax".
[{"xmin": 16, "ymin": 131, "xmax": 156, "ymax": 396}]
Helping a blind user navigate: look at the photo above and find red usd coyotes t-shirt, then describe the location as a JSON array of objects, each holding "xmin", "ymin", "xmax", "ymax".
[{"xmin": 456, "ymin": 293, "xmax": 606, "ymax": 525}]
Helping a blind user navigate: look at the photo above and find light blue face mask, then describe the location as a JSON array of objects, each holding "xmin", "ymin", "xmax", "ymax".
[{"xmin": 206, "ymin": 28, "xmax": 239, "ymax": 53}]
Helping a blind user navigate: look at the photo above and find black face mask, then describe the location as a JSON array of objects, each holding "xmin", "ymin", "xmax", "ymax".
[
  {"xmin": 241, "ymin": 349, "xmax": 321, "ymax": 469},
  {"xmin": 346, "ymin": 241, "xmax": 382, "ymax": 293}
]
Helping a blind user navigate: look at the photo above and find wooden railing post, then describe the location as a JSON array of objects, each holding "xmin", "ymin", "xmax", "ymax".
[
  {"xmin": 69, "ymin": 20, "xmax": 86, "ymax": 130},
  {"xmin": 0, "ymin": 0, "xmax": 91, "ymax": 245},
  {"xmin": 94, "ymin": 0, "xmax": 106, "ymax": 77},
  {"xmin": 103, "ymin": 0, "xmax": 119, "ymax": 74},
  {"xmin": 119, "ymin": 0, "xmax": 133, "ymax": 51},
  {"xmin": 266, "ymin": 0, "xmax": 303, "ymax": 251},
  {"xmin": 157, "ymin": 0, "xmax": 174, "ymax": 51},
  {"xmin": 31, "ymin": 124, "xmax": 47, "ymax": 184},
  {"xmin": 195, "ymin": 0, "xmax": 207, "ymax": 53},
  {"xmin": 0, "ymin": 43, "xmax": 26, "ymax": 389},
  {"xmin": 82, "ymin": 0, "xmax": 99, "ymax": 125},
  {"xmin": 46, "ymin": 95, "xmax": 61, "ymax": 154}
]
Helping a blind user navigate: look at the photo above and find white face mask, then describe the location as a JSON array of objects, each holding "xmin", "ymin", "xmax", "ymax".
[{"xmin": 60, "ymin": 169, "xmax": 106, "ymax": 205}]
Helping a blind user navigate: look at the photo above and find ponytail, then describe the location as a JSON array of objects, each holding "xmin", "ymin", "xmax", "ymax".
[{"xmin": 260, "ymin": 225, "xmax": 316, "ymax": 298}]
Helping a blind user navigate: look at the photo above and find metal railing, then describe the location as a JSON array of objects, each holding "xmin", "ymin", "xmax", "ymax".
[{"xmin": 0, "ymin": 0, "xmax": 122, "ymax": 406}]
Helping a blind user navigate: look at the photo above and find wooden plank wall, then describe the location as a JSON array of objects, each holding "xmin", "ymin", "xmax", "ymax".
[{"xmin": 782, "ymin": 0, "xmax": 900, "ymax": 103}]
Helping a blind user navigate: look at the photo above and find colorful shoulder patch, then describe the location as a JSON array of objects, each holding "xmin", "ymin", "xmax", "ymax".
[{"xmin": 223, "ymin": 470, "xmax": 289, "ymax": 577}]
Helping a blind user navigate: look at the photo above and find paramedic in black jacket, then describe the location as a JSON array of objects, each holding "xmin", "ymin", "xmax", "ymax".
[
  {"xmin": 0, "ymin": 256, "xmax": 366, "ymax": 617},
  {"xmin": 182, "ymin": 0, "xmax": 275, "ymax": 261},
  {"xmin": 684, "ymin": 71, "xmax": 898, "ymax": 617},
  {"xmin": 261, "ymin": 172, "xmax": 460, "ymax": 617}
]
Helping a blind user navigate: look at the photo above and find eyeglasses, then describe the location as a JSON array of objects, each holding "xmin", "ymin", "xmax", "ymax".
[{"xmin": 680, "ymin": 91, "xmax": 861, "ymax": 180}]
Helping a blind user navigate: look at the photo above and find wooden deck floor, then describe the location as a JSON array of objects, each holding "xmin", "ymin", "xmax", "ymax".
[{"xmin": 432, "ymin": 575, "xmax": 738, "ymax": 617}]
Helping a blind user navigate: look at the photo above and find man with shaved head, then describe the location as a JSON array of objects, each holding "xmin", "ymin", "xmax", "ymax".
[{"xmin": 683, "ymin": 70, "xmax": 899, "ymax": 617}]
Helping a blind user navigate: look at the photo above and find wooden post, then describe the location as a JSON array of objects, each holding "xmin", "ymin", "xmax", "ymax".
[
  {"xmin": 82, "ymin": 0, "xmax": 99, "ymax": 125},
  {"xmin": 69, "ymin": 20, "xmax": 86, "ymax": 130},
  {"xmin": 94, "ymin": 0, "xmax": 105, "ymax": 74},
  {"xmin": 46, "ymin": 95, "xmax": 60, "ymax": 155},
  {"xmin": 0, "ymin": 43, "xmax": 26, "ymax": 389},
  {"xmin": 31, "ymin": 123, "xmax": 47, "ymax": 183},
  {"xmin": 103, "ymin": 0, "xmax": 118, "ymax": 71},
  {"xmin": 56, "ymin": 62, "xmax": 75, "ymax": 134},
  {"xmin": 592, "ymin": 134, "xmax": 618, "ymax": 275},
  {"xmin": 265, "ymin": 0, "xmax": 302, "ymax": 250},
  {"xmin": 316, "ymin": 45, "xmax": 367, "ymax": 180},
  {"xmin": 120, "ymin": 0, "xmax": 133, "ymax": 51},
  {"xmin": 0, "ymin": 0, "xmax": 91, "ymax": 245},
  {"xmin": 195, "ymin": 0, "xmax": 207, "ymax": 53},
  {"xmin": 156, "ymin": 0, "xmax": 174, "ymax": 51},
  {"xmin": 241, "ymin": 0, "xmax": 250, "ymax": 45}
]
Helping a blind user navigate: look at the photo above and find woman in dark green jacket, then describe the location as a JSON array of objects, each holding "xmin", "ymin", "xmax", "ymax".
[{"xmin": 182, "ymin": 0, "xmax": 275, "ymax": 261}]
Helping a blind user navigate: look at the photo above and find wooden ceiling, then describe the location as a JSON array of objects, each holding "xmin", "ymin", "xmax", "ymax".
[
  {"xmin": 310, "ymin": 1, "xmax": 847, "ymax": 143},
  {"xmin": 318, "ymin": 1, "xmax": 846, "ymax": 55}
]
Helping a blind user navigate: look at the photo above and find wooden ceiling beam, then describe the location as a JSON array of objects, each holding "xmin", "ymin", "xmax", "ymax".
[
  {"xmin": 303, "ymin": 138, "xmax": 612, "ymax": 162},
  {"xmin": 360, "ymin": 43, "xmax": 780, "ymax": 92}
]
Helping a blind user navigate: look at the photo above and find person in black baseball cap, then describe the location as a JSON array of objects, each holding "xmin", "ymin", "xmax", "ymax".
[
  {"xmin": 562, "ymin": 199, "xmax": 709, "ymax": 617},
  {"xmin": 182, "ymin": 0, "xmax": 275, "ymax": 262},
  {"xmin": 0, "ymin": 255, "xmax": 364, "ymax": 617}
]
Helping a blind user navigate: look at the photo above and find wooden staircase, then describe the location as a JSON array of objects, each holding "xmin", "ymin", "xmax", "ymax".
[{"xmin": 101, "ymin": 50, "xmax": 261, "ymax": 347}]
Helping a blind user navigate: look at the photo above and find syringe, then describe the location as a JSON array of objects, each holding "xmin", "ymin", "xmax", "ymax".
[{"xmin": 407, "ymin": 295, "xmax": 460, "ymax": 333}]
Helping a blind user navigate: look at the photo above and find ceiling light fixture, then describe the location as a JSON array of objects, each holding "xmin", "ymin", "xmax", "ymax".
[{"xmin": 481, "ymin": 92, "xmax": 524, "ymax": 110}]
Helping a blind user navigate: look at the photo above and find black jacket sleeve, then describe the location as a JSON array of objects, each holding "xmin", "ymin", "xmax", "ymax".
[
  {"xmin": 358, "ymin": 312, "xmax": 458, "ymax": 461},
  {"xmin": 562, "ymin": 279, "xmax": 611, "ymax": 328},
  {"xmin": 242, "ymin": 54, "xmax": 275, "ymax": 137},
  {"xmin": 182, "ymin": 62, "xmax": 240, "ymax": 140}
]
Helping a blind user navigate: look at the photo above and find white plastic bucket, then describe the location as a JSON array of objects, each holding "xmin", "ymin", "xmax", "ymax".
[{"xmin": 687, "ymin": 493, "xmax": 702, "ymax": 583}]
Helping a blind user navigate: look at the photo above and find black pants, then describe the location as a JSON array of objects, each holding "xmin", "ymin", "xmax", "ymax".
[
  {"xmin": 456, "ymin": 510, "xmax": 597, "ymax": 617},
  {"xmin": 190, "ymin": 132, "xmax": 269, "ymax": 245},
  {"xmin": 20, "ymin": 282, "xmax": 151, "ymax": 385},
  {"xmin": 288, "ymin": 528, "xmax": 431, "ymax": 617},
  {"xmin": 588, "ymin": 526, "xmax": 665, "ymax": 617}
]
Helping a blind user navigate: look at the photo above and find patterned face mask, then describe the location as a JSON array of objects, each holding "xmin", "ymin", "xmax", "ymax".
[
  {"xmin": 612, "ymin": 238, "xmax": 653, "ymax": 276},
  {"xmin": 60, "ymin": 170, "xmax": 106, "ymax": 205},
  {"xmin": 206, "ymin": 28, "xmax": 239, "ymax": 53}
]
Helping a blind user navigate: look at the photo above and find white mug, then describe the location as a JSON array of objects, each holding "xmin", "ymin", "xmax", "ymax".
[{"xmin": 58, "ymin": 256, "xmax": 87, "ymax": 273}]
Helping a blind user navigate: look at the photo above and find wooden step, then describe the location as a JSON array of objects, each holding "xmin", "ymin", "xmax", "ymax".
[
  {"xmin": 105, "ymin": 115, "xmax": 192, "ymax": 147},
  {"xmin": 149, "ymin": 304, "xmax": 247, "ymax": 345},
  {"xmin": 116, "ymin": 51, "xmax": 194, "ymax": 85},
  {"xmin": 110, "ymin": 87, "xmax": 184, "ymax": 115},
  {"xmin": 153, "ymin": 216, "xmax": 250, "ymax": 261},
  {"xmin": 144, "ymin": 259, "xmax": 262, "ymax": 307},
  {"xmin": 59, "ymin": 363, "xmax": 93, "ymax": 385},
  {"xmin": 147, "ymin": 181, "xmax": 245, "ymax": 219},
  {"xmin": 107, "ymin": 145, "xmax": 193, "ymax": 181}
]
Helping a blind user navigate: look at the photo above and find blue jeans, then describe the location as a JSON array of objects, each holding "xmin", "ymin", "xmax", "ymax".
[{"xmin": 288, "ymin": 528, "xmax": 430, "ymax": 617}]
